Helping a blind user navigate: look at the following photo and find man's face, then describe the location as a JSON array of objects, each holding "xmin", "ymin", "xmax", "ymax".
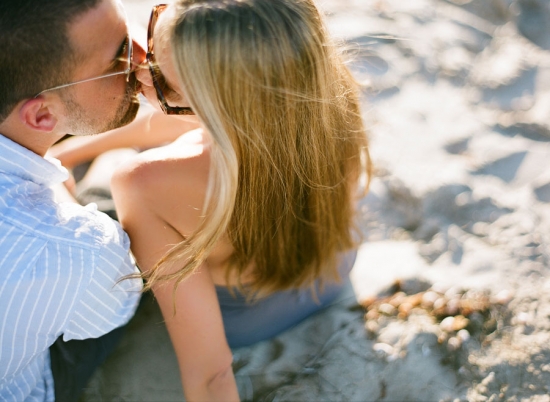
[{"xmin": 61, "ymin": 0, "xmax": 141, "ymax": 135}]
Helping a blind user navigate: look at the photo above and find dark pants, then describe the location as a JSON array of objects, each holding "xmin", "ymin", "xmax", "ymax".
[{"xmin": 49, "ymin": 326, "xmax": 125, "ymax": 402}]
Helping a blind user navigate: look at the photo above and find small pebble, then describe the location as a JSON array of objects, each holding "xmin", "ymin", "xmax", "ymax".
[
  {"xmin": 446, "ymin": 298, "xmax": 460, "ymax": 316},
  {"xmin": 398, "ymin": 302, "xmax": 413, "ymax": 317},
  {"xmin": 447, "ymin": 336, "xmax": 462, "ymax": 351},
  {"xmin": 366, "ymin": 309, "xmax": 379, "ymax": 320},
  {"xmin": 457, "ymin": 329, "xmax": 470, "ymax": 342},
  {"xmin": 389, "ymin": 292, "xmax": 406, "ymax": 307},
  {"xmin": 445, "ymin": 286, "xmax": 462, "ymax": 299},
  {"xmin": 422, "ymin": 291, "xmax": 439, "ymax": 308},
  {"xmin": 452, "ymin": 315, "xmax": 469, "ymax": 331},
  {"xmin": 440, "ymin": 316, "xmax": 456, "ymax": 332},
  {"xmin": 433, "ymin": 297, "xmax": 447, "ymax": 310},
  {"xmin": 379, "ymin": 303, "xmax": 397, "ymax": 316},
  {"xmin": 373, "ymin": 343, "xmax": 394, "ymax": 357},
  {"xmin": 515, "ymin": 312, "xmax": 529, "ymax": 325},
  {"xmin": 366, "ymin": 320, "xmax": 379, "ymax": 334},
  {"xmin": 493, "ymin": 289, "xmax": 513, "ymax": 305}
]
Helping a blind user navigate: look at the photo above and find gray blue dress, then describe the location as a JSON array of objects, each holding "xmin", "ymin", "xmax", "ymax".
[{"xmin": 216, "ymin": 250, "xmax": 357, "ymax": 348}]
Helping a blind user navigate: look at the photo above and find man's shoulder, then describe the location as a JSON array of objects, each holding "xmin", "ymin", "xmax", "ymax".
[
  {"xmin": 0, "ymin": 199, "xmax": 136, "ymax": 312},
  {"xmin": 0, "ymin": 192, "xmax": 129, "ymax": 253},
  {"xmin": 53, "ymin": 201, "xmax": 129, "ymax": 249}
]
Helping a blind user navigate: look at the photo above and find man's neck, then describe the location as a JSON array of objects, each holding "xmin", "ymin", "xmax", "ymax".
[{"xmin": 0, "ymin": 118, "xmax": 65, "ymax": 157}]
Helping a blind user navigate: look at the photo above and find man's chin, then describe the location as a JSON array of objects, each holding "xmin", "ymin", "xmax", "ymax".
[
  {"xmin": 102, "ymin": 94, "xmax": 140, "ymax": 132},
  {"xmin": 118, "ymin": 95, "xmax": 141, "ymax": 127}
]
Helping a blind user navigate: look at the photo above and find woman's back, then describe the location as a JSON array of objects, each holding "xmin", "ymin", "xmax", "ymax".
[{"xmin": 115, "ymin": 125, "xmax": 359, "ymax": 347}]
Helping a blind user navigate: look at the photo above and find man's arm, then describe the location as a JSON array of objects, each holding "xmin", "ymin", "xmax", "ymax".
[{"xmin": 61, "ymin": 209, "xmax": 142, "ymax": 340}]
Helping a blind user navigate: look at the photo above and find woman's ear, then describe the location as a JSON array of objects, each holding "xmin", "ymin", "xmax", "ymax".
[{"xmin": 19, "ymin": 98, "xmax": 58, "ymax": 132}]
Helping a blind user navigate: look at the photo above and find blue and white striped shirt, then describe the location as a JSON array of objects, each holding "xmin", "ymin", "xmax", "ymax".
[{"xmin": 0, "ymin": 134, "xmax": 142, "ymax": 401}]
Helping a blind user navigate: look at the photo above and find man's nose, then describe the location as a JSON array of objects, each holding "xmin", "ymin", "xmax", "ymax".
[
  {"xmin": 134, "ymin": 61, "xmax": 153, "ymax": 86},
  {"xmin": 131, "ymin": 39, "xmax": 147, "ymax": 69}
]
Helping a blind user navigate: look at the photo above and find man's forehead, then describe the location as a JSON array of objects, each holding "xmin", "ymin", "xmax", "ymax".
[{"xmin": 67, "ymin": 0, "xmax": 127, "ymax": 58}]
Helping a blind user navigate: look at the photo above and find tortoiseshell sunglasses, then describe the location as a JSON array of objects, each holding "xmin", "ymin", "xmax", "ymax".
[{"xmin": 147, "ymin": 4, "xmax": 194, "ymax": 115}]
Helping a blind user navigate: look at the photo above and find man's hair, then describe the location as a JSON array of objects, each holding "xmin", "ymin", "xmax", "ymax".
[{"xmin": 0, "ymin": 0, "xmax": 102, "ymax": 122}]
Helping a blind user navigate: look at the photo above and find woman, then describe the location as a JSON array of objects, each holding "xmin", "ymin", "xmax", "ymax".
[{"xmin": 54, "ymin": 0, "xmax": 370, "ymax": 399}]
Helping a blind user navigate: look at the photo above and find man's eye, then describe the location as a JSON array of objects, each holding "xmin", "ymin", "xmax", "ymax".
[
  {"xmin": 112, "ymin": 57, "xmax": 125, "ymax": 71},
  {"xmin": 111, "ymin": 38, "xmax": 129, "ymax": 72}
]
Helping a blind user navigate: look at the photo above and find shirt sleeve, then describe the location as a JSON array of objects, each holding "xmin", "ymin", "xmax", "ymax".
[{"xmin": 62, "ymin": 213, "xmax": 142, "ymax": 341}]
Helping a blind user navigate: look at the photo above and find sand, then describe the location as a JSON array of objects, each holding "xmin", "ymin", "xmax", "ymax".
[{"xmin": 82, "ymin": 0, "xmax": 550, "ymax": 400}]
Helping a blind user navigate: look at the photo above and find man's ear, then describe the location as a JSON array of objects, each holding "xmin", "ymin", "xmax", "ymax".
[{"xmin": 19, "ymin": 98, "xmax": 58, "ymax": 132}]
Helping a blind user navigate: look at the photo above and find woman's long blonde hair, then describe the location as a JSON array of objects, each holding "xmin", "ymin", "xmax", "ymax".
[{"xmin": 143, "ymin": 0, "xmax": 371, "ymax": 297}]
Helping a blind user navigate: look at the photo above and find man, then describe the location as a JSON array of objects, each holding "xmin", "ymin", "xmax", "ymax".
[{"xmin": 0, "ymin": 0, "xmax": 145, "ymax": 400}]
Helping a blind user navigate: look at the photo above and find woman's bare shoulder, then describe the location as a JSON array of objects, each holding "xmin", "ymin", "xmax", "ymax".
[{"xmin": 112, "ymin": 128, "xmax": 211, "ymax": 235}]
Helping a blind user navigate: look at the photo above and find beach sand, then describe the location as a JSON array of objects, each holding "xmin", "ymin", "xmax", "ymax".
[{"xmin": 82, "ymin": 0, "xmax": 550, "ymax": 400}]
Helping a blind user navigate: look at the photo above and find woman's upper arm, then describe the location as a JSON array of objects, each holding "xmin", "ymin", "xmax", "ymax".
[
  {"xmin": 49, "ymin": 110, "xmax": 200, "ymax": 169},
  {"xmin": 111, "ymin": 156, "xmax": 236, "ymax": 398}
]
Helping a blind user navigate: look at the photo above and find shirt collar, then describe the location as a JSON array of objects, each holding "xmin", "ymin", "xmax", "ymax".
[{"xmin": 0, "ymin": 134, "xmax": 69, "ymax": 186}]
